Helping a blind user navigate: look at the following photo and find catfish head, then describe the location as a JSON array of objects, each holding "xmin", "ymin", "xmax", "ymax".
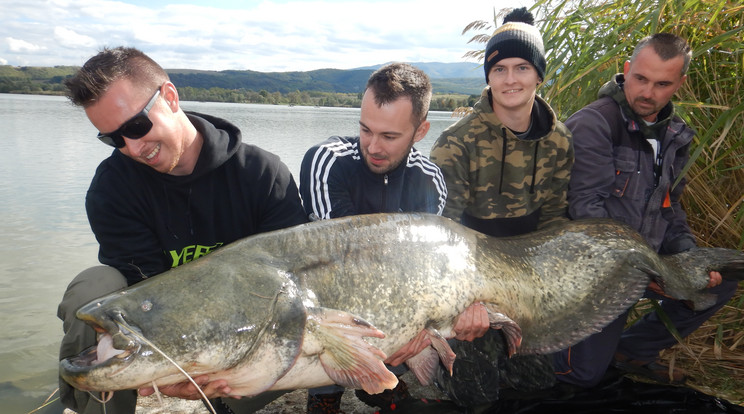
[{"xmin": 60, "ymin": 248, "xmax": 308, "ymax": 396}]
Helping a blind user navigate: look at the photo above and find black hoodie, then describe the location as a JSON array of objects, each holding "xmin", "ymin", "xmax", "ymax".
[{"xmin": 85, "ymin": 112, "xmax": 307, "ymax": 285}]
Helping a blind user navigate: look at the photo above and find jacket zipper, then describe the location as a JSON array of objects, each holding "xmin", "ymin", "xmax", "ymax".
[{"xmin": 382, "ymin": 174, "xmax": 388, "ymax": 210}]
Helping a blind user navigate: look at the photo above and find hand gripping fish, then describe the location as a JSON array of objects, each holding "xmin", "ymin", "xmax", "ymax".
[{"xmin": 60, "ymin": 213, "xmax": 743, "ymax": 397}]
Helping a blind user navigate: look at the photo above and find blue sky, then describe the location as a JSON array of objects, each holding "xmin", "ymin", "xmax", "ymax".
[{"xmin": 2, "ymin": 0, "xmax": 529, "ymax": 72}]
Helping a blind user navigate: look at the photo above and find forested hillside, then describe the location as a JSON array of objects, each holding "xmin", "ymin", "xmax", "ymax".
[{"xmin": 0, "ymin": 63, "xmax": 484, "ymax": 107}]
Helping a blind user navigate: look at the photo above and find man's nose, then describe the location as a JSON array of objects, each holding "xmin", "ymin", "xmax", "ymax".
[
  {"xmin": 504, "ymin": 69, "xmax": 517, "ymax": 83},
  {"xmin": 638, "ymin": 84, "xmax": 653, "ymax": 99},
  {"xmin": 367, "ymin": 135, "xmax": 382, "ymax": 153}
]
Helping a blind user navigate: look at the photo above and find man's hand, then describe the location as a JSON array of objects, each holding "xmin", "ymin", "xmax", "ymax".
[
  {"xmin": 384, "ymin": 302, "xmax": 491, "ymax": 367},
  {"xmin": 648, "ymin": 271, "xmax": 723, "ymax": 297},
  {"xmin": 707, "ymin": 271, "xmax": 722, "ymax": 288},
  {"xmin": 384, "ymin": 328, "xmax": 432, "ymax": 367},
  {"xmin": 138, "ymin": 375, "xmax": 236, "ymax": 400},
  {"xmin": 452, "ymin": 302, "xmax": 490, "ymax": 342}
]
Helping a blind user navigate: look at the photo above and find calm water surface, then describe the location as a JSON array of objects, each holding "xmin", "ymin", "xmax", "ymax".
[{"xmin": 0, "ymin": 93, "xmax": 456, "ymax": 412}]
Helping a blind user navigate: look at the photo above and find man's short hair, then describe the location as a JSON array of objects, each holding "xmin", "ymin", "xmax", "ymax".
[
  {"xmin": 365, "ymin": 62, "xmax": 432, "ymax": 126},
  {"xmin": 65, "ymin": 46, "xmax": 169, "ymax": 107},
  {"xmin": 632, "ymin": 33, "xmax": 692, "ymax": 75}
]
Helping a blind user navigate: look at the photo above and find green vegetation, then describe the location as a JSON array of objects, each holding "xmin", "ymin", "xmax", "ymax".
[
  {"xmin": 462, "ymin": 0, "xmax": 743, "ymax": 403},
  {"xmin": 175, "ymin": 86, "xmax": 475, "ymax": 111},
  {"xmin": 0, "ymin": 65, "xmax": 76, "ymax": 94},
  {"xmin": 464, "ymin": 0, "xmax": 743, "ymax": 257},
  {"xmin": 0, "ymin": 65, "xmax": 481, "ymax": 111}
]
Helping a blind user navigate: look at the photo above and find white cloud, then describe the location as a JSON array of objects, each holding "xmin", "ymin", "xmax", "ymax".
[
  {"xmin": 54, "ymin": 27, "xmax": 98, "ymax": 48},
  {"xmin": 6, "ymin": 37, "xmax": 45, "ymax": 52},
  {"xmin": 1, "ymin": 0, "xmax": 530, "ymax": 70}
]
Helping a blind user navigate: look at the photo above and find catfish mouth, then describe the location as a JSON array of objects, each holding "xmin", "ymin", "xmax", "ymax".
[{"xmin": 61, "ymin": 314, "xmax": 143, "ymax": 378}]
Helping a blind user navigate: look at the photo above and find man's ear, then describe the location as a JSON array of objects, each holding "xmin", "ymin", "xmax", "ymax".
[
  {"xmin": 414, "ymin": 120, "xmax": 430, "ymax": 143},
  {"xmin": 161, "ymin": 82, "xmax": 179, "ymax": 112}
]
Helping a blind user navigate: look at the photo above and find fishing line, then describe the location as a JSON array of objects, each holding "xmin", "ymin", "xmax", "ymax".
[{"xmin": 113, "ymin": 317, "xmax": 217, "ymax": 414}]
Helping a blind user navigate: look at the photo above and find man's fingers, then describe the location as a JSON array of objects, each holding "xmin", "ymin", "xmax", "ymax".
[
  {"xmin": 201, "ymin": 380, "xmax": 232, "ymax": 398},
  {"xmin": 708, "ymin": 271, "xmax": 722, "ymax": 288},
  {"xmin": 139, "ymin": 375, "xmax": 221, "ymax": 400},
  {"xmin": 385, "ymin": 330, "xmax": 431, "ymax": 366},
  {"xmin": 454, "ymin": 303, "xmax": 490, "ymax": 341}
]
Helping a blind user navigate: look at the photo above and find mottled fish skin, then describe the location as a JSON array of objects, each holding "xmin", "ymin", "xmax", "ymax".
[{"xmin": 59, "ymin": 213, "xmax": 741, "ymax": 396}]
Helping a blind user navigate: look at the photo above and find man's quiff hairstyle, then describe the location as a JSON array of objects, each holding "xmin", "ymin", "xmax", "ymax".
[
  {"xmin": 631, "ymin": 33, "xmax": 692, "ymax": 75},
  {"xmin": 64, "ymin": 46, "xmax": 170, "ymax": 107},
  {"xmin": 365, "ymin": 62, "xmax": 432, "ymax": 127}
]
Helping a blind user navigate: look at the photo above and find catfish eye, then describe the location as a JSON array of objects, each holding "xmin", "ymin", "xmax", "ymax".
[{"xmin": 141, "ymin": 300, "xmax": 153, "ymax": 312}]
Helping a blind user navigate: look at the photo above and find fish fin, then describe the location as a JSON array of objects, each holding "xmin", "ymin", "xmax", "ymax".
[
  {"xmin": 718, "ymin": 260, "xmax": 744, "ymax": 281},
  {"xmin": 307, "ymin": 307, "xmax": 398, "ymax": 394},
  {"xmin": 485, "ymin": 309, "xmax": 523, "ymax": 356},
  {"xmin": 405, "ymin": 346, "xmax": 439, "ymax": 386},
  {"xmin": 404, "ymin": 327, "xmax": 457, "ymax": 385},
  {"xmin": 427, "ymin": 327, "xmax": 456, "ymax": 375}
]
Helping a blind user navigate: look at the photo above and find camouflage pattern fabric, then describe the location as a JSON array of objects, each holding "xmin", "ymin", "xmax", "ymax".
[{"xmin": 430, "ymin": 87, "xmax": 573, "ymax": 227}]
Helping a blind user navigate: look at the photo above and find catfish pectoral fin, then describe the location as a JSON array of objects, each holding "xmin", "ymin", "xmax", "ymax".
[
  {"xmin": 406, "ymin": 346, "xmax": 439, "ymax": 386},
  {"xmin": 306, "ymin": 307, "xmax": 397, "ymax": 394},
  {"xmin": 427, "ymin": 327, "xmax": 456, "ymax": 374},
  {"xmin": 486, "ymin": 309, "xmax": 522, "ymax": 356}
]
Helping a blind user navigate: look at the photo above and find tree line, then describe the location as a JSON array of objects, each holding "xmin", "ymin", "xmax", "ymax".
[
  {"xmin": 175, "ymin": 86, "xmax": 477, "ymax": 111},
  {"xmin": 0, "ymin": 65, "xmax": 479, "ymax": 111}
]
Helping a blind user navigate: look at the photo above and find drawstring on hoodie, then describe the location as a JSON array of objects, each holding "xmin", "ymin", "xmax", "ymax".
[
  {"xmin": 530, "ymin": 143, "xmax": 538, "ymax": 194},
  {"xmin": 163, "ymin": 185, "xmax": 195, "ymax": 239},
  {"xmin": 163, "ymin": 185, "xmax": 178, "ymax": 240},
  {"xmin": 499, "ymin": 128, "xmax": 508, "ymax": 194},
  {"xmin": 186, "ymin": 187, "xmax": 194, "ymax": 236}
]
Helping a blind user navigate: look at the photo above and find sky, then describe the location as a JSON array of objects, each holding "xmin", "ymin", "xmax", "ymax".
[{"xmin": 1, "ymin": 0, "xmax": 530, "ymax": 72}]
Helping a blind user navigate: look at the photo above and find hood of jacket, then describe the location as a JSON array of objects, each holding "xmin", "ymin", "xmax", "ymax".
[
  {"xmin": 472, "ymin": 86, "xmax": 558, "ymax": 142},
  {"xmin": 140, "ymin": 111, "xmax": 242, "ymax": 185},
  {"xmin": 598, "ymin": 74, "xmax": 675, "ymax": 140}
]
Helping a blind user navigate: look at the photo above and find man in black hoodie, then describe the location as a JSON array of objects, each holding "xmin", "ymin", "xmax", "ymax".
[{"xmin": 57, "ymin": 46, "xmax": 307, "ymax": 413}]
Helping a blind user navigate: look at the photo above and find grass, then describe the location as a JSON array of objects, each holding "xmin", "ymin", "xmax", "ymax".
[{"xmin": 629, "ymin": 295, "xmax": 744, "ymax": 405}]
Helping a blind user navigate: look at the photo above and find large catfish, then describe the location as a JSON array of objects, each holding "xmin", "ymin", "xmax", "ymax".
[{"xmin": 60, "ymin": 213, "xmax": 743, "ymax": 397}]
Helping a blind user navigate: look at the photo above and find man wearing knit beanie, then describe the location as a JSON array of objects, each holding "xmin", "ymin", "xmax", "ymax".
[
  {"xmin": 430, "ymin": 7, "xmax": 573, "ymax": 407},
  {"xmin": 483, "ymin": 7, "xmax": 547, "ymax": 83}
]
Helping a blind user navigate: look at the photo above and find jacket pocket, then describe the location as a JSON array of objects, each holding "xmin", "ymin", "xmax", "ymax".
[{"xmin": 611, "ymin": 158, "xmax": 637, "ymax": 199}]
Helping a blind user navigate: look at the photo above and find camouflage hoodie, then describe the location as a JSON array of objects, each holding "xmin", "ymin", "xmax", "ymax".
[{"xmin": 430, "ymin": 87, "xmax": 573, "ymax": 237}]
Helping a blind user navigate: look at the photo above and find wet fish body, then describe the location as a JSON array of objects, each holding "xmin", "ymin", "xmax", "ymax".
[{"xmin": 60, "ymin": 213, "xmax": 743, "ymax": 397}]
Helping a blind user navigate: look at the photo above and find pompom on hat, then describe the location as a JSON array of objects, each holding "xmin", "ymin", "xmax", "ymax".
[{"xmin": 484, "ymin": 7, "xmax": 546, "ymax": 82}]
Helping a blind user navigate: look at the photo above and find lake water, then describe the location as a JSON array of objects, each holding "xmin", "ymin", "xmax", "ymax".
[{"xmin": 0, "ymin": 93, "xmax": 457, "ymax": 413}]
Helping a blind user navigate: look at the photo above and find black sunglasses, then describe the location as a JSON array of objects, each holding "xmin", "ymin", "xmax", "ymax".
[{"xmin": 97, "ymin": 88, "xmax": 161, "ymax": 148}]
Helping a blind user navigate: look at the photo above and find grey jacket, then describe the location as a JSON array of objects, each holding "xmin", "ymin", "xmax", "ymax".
[{"xmin": 565, "ymin": 74, "xmax": 696, "ymax": 253}]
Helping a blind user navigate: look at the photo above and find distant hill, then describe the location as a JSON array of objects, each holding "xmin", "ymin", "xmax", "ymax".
[
  {"xmin": 355, "ymin": 61, "xmax": 483, "ymax": 79},
  {"xmin": 167, "ymin": 62, "xmax": 484, "ymax": 95},
  {"xmin": 166, "ymin": 68, "xmax": 374, "ymax": 94},
  {"xmin": 0, "ymin": 62, "xmax": 485, "ymax": 96}
]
